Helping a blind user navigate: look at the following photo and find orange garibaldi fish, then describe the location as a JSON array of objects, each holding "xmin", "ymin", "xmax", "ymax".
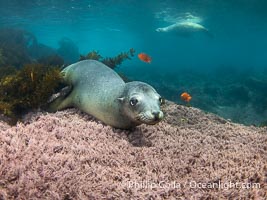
[
  {"xmin": 180, "ymin": 92, "xmax": 192, "ymax": 102},
  {"xmin": 138, "ymin": 53, "xmax": 152, "ymax": 63}
]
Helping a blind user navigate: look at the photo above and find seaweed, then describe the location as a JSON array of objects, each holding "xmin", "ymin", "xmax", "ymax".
[
  {"xmin": 79, "ymin": 50, "xmax": 103, "ymax": 61},
  {"xmin": 0, "ymin": 63, "xmax": 62, "ymax": 123},
  {"xmin": 0, "ymin": 66, "xmax": 17, "ymax": 79},
  {"xmin": 79, "ymin": 48, "xmax": 135, "ymax": 69}
]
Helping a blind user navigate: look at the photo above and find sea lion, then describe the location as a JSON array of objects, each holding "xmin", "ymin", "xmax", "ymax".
[
  {"xmin": 49, "ymin": 60, "xmax": 164, "ymax": 129},
  {"xmin": 156, "ymin": 21, "xmax": 213, "ymax": 38}
]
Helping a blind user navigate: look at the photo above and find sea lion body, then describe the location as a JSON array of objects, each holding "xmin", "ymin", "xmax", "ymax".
[
  {"xmin": 156, "ymin": 22, "xmax": 212, "ymax": 37},
  {"xmin": 50, "ymin": 60, "xmax": 164, "ymax": 129}
]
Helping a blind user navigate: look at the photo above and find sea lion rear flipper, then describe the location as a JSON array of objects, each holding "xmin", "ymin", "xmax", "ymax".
[
  {"xmin": 204, "ymin": 29, "xmax": 214, "ymax": 38},
  {"xmin": 46, "ymin": 86, "xmax": 73, "ymax": 112}
]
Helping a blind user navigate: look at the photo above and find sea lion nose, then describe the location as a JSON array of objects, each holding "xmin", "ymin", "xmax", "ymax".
[{"xmin": 152, "ymin": 111, "xmax": 160, "ymax": 120}]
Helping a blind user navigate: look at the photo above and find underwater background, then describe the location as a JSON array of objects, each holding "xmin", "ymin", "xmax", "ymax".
[{"xmin": 0, "ymin": 0, "xmax": 267, "ymax": 125}]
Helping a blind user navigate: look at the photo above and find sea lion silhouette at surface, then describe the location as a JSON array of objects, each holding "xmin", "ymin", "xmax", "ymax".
[
  {"xmin": 49, "ymin": 60, "xmax": 164, "ymax": 129},
  {"xmin": 156, "ymin": 21, "xmax": 213, "ymax": 38}
]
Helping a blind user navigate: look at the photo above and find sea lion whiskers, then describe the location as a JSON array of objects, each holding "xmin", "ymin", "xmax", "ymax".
[{"xmin": 136, "ymin": 111, "xmax": 159, "ymax": 124}]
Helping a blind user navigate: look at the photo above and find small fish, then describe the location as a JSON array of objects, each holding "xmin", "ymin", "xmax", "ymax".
[
  {"xmin": 180, "ymin": 92, "xmax": 192, "ymax": 102},
  {"xmin": 138, "ymin": 53, "xmax": 152, "ymax": 63}
]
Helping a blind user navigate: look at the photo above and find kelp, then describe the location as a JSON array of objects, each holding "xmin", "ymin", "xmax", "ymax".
[
  {"xmin": 79, "ymin": 50, "xmax": 102, "ymax": 61},
  {"xmin": 0, "ymin": 63, "xmax": 63, "ymax": 124},
  {"xmin": 79, "ymin": 48, "xmax": 135, "ymax": 69}
]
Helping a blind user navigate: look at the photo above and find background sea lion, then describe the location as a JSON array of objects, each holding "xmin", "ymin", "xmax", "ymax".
[
  {"xmin": 156, "ymin": 21, "xmax": 213, "ymax": 38},
  {"xmin": 49, "ymin": 60, "xmax": 164, "ymax": 129}
]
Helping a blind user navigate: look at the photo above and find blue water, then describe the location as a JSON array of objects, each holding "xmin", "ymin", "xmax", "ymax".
[{"xmin": 1, "ymin": 0, "xmax": 267, "ymax": 125}]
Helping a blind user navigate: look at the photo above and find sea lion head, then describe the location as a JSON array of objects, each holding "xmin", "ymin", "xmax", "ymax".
[{"xmin": 118, "ymin": 81, "xmax": 164, "ymax": 125}]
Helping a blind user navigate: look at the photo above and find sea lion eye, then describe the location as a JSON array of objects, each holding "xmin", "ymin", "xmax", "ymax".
[
  {"xmin": 130, "ymin": 98, "xmax": 138, "ymax": 106},
  {"xmin": 159, "ymin": 97, "xmax": 165, "ymax": 105}
]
